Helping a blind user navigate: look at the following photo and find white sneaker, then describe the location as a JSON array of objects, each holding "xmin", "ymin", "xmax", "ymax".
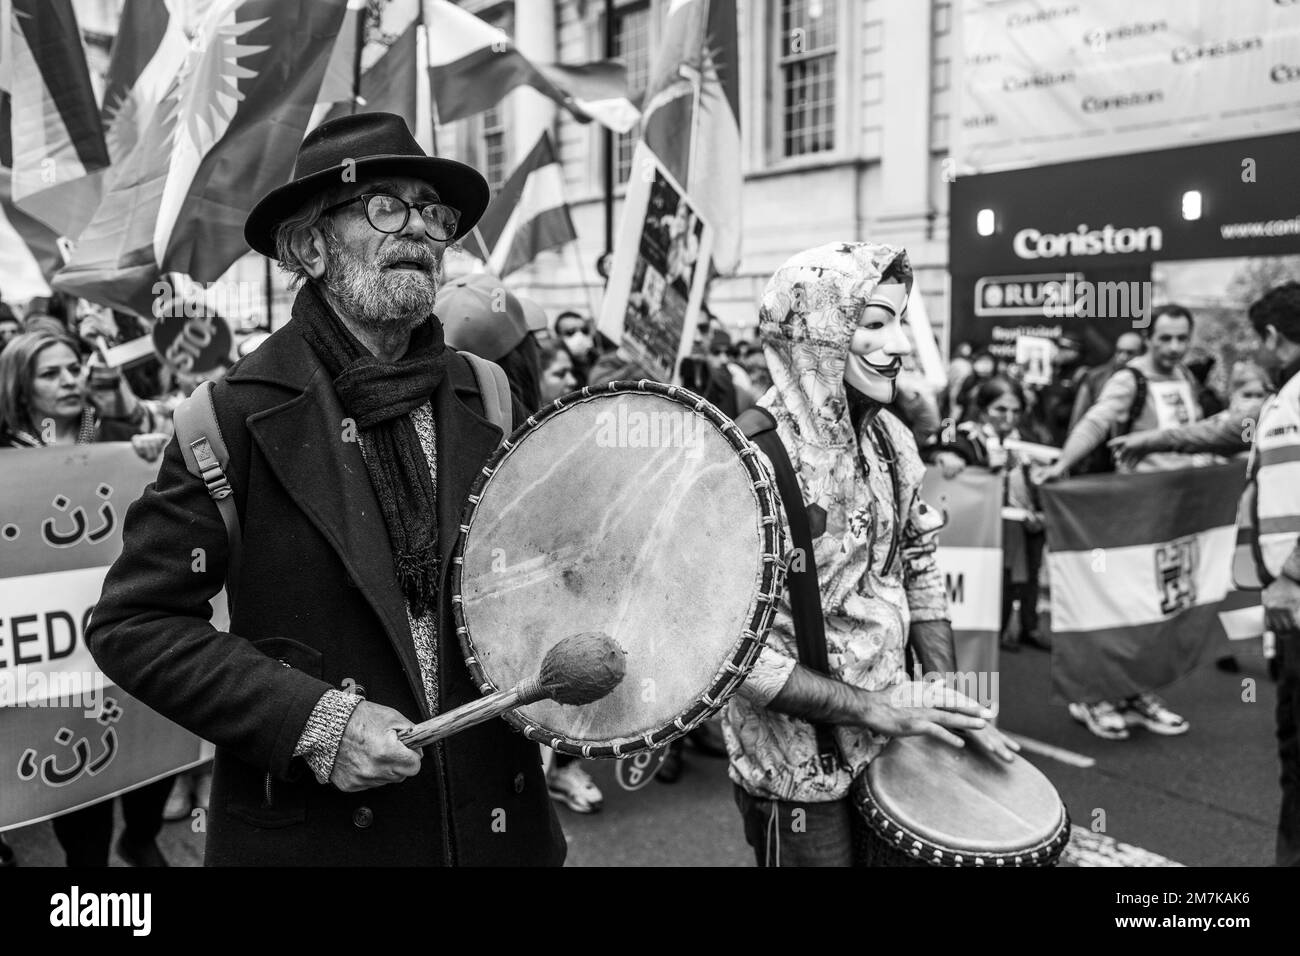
[
  {"xmin": 1068, "ymin": 700, "xmax": 1130, "ymax": 740},
  {"xmin": 547, "ymin": 761, "xmax": 604, "ymax": 813},
  {"xmin": 1122, "ymin": 694, "xmax": 1190, "ymax": 736}
]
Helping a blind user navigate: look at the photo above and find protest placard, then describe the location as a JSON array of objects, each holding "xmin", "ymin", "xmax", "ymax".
[
  {"xmin": 0, "ymin": 444, "xmax": 216, "ymax": 831},
  {"xmin": 598, "ymin": 144, "xmax": 714, "ymax": 384}
]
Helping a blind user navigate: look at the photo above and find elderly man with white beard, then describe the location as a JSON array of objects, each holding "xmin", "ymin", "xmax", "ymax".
[{"xmin": 87, "ymin": 113, "xmax": 565, "ymax": 866}]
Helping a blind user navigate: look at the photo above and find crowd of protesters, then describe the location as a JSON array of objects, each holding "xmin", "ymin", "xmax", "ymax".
[
  {"xmin": 0, "ymin": 294, "xmax": 245, "ymax": 868},
  {"xmin": 4, "ymin": 277, "xmax": 1298, "ymax": 866}
]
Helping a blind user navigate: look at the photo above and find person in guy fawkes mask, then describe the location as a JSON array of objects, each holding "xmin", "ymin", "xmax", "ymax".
[{"xmin": 724, "ymin": 242, "xmax": 1017, "ymax": 866}]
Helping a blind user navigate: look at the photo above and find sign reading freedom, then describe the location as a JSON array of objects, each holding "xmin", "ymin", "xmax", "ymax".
[{"xmin": 0, "ymin": 444, "xmax": 216, "ymax": 832}]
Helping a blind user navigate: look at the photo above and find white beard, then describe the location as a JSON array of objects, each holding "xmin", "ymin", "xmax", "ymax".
[{"xmin": 322, "ymin": 232, "xmax": 443, "ymax": 334}]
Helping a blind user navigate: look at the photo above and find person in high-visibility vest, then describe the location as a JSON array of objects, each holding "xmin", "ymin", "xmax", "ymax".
[{"xmin": 1245, "ymin": 281, "xmax": 1300, "ymax": 867}]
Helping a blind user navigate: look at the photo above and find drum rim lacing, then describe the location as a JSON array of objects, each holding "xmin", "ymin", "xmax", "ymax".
[
  {"xmin": 447, "ymin": 380, "xmax": 785, "ymax": 758},
  {"xmin": 854, "ymin": 777, "xmax": 1073, "ymax": 866}
]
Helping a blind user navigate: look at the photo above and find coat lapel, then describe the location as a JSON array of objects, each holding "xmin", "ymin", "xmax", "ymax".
[
  {"xmin": 246, "ymin": 366, "xmax": 431, "ymax": 717},
  {"xmin": 434, "ymin": 358, "xmax": 504, "ymax": 580}
]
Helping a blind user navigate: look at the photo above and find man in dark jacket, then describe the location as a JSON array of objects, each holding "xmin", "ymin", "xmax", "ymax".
[{"xmin": 86, "ymin": 113, "xmax": 566, "ymax": 866}]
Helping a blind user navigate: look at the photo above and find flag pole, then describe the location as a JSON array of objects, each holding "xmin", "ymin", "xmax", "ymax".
[
  {"xmin": 602, "ymin": 0, "xmax": 614, "ymax": 259},
  {"xmin": 350, "ymin": 2, "xmax": 365, "ymax": 116},
  {"xmin": 421, "ymin": 0, "xmax": 440, "ymax": 155},
  {"xmin": 566, "ymin": 238, "xmax": 599, "ymax": 324},
  {"xmin": 263, "ymin": 254, "xmax": 274, "ymax": 331},
  {"xmin": 686, "ymin": 1, "xmax": 708, "ymax": 206}
]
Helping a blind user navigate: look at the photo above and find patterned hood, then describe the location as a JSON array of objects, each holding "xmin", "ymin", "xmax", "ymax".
[
  {"xmin": 758, "ymin": 241, "xmax": 913, "ymax": 503},
  {"xmin": 729, "ymin": 242, "xmax": 948, "ymax": 803}
]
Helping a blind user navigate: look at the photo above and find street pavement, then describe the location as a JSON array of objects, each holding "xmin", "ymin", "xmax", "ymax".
[{"xmin": 4, "ymin": 636, "xmax": 1280, "ymax": 867}]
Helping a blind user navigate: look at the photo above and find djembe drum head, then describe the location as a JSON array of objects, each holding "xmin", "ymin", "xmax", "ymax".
[
  {"xmin": 854, "ymin": 734, "xmax": 1071, "ymax": 866},
  {"xmin": 451, "ymin": 382, "xmax": 782, "ymax": 757}
]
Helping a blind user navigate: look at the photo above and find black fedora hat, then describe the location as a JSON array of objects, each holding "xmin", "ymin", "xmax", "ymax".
[{"xmin": 244, "ymin": 111, "xmax": 489, "ymax": 258}]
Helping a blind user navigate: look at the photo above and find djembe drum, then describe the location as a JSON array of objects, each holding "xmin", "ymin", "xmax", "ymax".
[
  {"xmin": 450, "ymin": 381, "xmax": 784, "ymax": 756},
  {"xmin": 852, "ymin": 735, "xmax": 1071, "ymax": 866}
]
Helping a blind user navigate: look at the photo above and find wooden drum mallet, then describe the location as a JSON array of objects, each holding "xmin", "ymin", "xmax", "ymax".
[{"xmin": 397, "ymin": 631, "xmax": 627, "ymax": 749}]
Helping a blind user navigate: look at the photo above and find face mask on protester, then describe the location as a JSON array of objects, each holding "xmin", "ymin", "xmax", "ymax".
[{"xmin": 561, "ymin": 329, "xmax": 594, "ymax": 357}]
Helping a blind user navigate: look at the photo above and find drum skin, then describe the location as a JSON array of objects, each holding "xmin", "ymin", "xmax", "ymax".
[
  {"xmin": 451, "ymin": 382, "xmax": 783, "ymax": 757},
  {"xmin": 852, "ymin": 735, "xmax": 1071, "ymax": 866}
]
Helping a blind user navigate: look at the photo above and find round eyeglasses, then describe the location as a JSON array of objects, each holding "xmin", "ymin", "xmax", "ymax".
[{"xmin": 322, "ymin": 192, "xmax": 461, "ymax": 241}]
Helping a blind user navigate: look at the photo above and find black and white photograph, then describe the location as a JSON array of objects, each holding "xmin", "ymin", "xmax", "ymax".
[{"xmin": 0, "ymin": 0, "xmax": 1296, "ymax": 936}]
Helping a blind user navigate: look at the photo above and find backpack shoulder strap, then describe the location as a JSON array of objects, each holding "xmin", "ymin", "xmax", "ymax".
[
  {"xmin": 736, "ymin": 406, "xmax": 839, "ymax": 772},
  {"xmin": 173, "ymin": 380, "xmax": 241, "ymax": 612},
  {"xmin": 1112, "ymin": 366, "xmax": 1148, "ymax": 437},
  {"xmin": 462, "ymin": 351, "xmax": 513, "ymax": 436}
]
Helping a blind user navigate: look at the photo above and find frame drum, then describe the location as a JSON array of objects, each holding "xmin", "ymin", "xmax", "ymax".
[{"xmin": 451, "ymin": 381, "xmax": 783, "ymax": 757}]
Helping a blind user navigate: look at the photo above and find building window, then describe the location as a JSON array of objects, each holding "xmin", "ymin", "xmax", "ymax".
[
  {"xmin": 482, "ymin": 104, "xmax": 507, "ymax": 195},
  {"xmin": 612, "ymin": 3, "xmax": 652, "ymax": 185},
  {"xmin": 479, "ymin": 4, "xmax": 514, "ymax": 194},
  {"xmin": 774, "ymin": 0, "xmax": 837, "ymax": 158}
]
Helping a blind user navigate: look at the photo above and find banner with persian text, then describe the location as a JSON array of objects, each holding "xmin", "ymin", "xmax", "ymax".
[{"xmin": 0, "ymin": 444, "xmax": 217, "ymax": 832}]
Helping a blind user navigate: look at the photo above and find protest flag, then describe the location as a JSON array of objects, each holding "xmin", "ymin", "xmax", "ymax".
[
  {"xmin": 0, "ymin": 166, "xmax": 63, "ymax": 298},
  {"xmin": 425, "ymin": 0, "xmax": 638, "ymax": 133},
  {"xmin": 1040, "ymin": 463, "xmax": 1247, "ymax": 703},
  {"xmin": 322, "ymin": 0, "xmax": 418, "ymax": 128},
  {"xmin": 52, "ymin": 0, "xmax": 349, "ymax": 316},
  {"xmin": 638, "ymin": 0, "xmax": 742, "ymax": 273},
  {"xmin": 463, "ymin": 131, "xmax": 577, "ymax": 277},
  {"xmin": 0, "ymin": 0, "xmax": 110, "ymax": 239},
  {"xmin": 99, "ymin": 0, "xmax": 173, "ymax": 163}
]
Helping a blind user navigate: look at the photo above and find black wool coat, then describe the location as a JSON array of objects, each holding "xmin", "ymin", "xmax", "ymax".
[{"xmin": 87, "ymin": 311, "xmax": 566, "ymax": 866}]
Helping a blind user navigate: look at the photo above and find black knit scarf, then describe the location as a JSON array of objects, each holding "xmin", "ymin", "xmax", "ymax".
[{"xmin": 297, "ymin": 282, "xmax": 447, "ymax": 616}]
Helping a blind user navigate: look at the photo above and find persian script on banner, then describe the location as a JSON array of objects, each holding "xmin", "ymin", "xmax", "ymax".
[{"xmin": 0, "ymin": 445, "xmax": 219, "ymax": 832}]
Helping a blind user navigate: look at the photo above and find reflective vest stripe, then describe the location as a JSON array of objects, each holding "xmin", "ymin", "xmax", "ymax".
[{"xmin": 1253, "ymin": 378, "xmax": 1300, "ymax": 579}]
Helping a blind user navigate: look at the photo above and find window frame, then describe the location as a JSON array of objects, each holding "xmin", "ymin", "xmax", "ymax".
[
  {"xmin": 610, "ymin": 0, "xmax": 654, "ymax": 188},
  {"xmin": 750, "ymin": 0, "xmax": 855, "ymax": 175},
  {"xmin": 481, "ymin": 102, "xmax": 508, "ymax": 196}
]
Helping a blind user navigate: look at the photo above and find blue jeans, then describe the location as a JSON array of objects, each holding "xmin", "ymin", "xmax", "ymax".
[{"xmin": 733, "ymin": 785, "xmax": 854, "ymax": 867}]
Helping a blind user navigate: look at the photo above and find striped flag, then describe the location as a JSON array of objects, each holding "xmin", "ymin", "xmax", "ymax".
[
  {"xmin": 0, "ymin": 0, "xmax": 110, "ymax": 239},
  {"xmin": 1218, "ymin": 587, "xmax": 1265, "ymax": 641},
  {"xmin": 465, "ymin": 131, "xmax": 577, "ymax": 278},
  {"xmin": 1040, "ymin": 463, "xmax": 1248, "ymax": 703},
  {"xmin": 922, "ymin": 467, "xmax": 1004, "ymax": 710},
  {"xmin": 322, "ymin": 0, "xmax": 418, "ymax": 127},
  {"xmin": 0, "ymin": 165, "xmax": 62, "ymax": 299},
  {"xmin": 425, "ymin": 0, "xmax": 638, "ymax": 133},
  {"xmin": 639, "ymin": 0, "xmax": 742, "ymax": 273},
  {"xmin": 52, "ymin": 0, "xmax": 349, "ymax": 316},
  {"xmin": 99, "ymin": 0, "xmax": 173, "ymax": 163}
]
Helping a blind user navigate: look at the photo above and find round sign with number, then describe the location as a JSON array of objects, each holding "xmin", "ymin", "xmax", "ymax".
[{"xmin": 152, "ymin": 310, "xmax": 232, "ymax": 374}]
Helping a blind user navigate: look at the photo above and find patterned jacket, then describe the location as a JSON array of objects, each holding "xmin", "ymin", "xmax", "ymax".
[{"xmin": 724, "ymin": 243, "xmax": 948, "ymax": 803}]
